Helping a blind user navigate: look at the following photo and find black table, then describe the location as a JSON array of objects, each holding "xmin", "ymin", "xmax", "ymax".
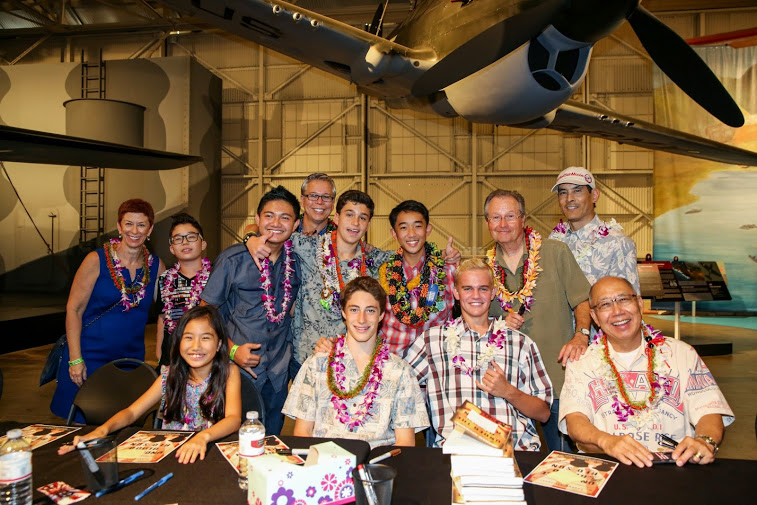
[
  {"xmin": 8, "ymin": 421, "xmax": 756, "ymax": 505},
  {"xmin": 367, "ymin": 445, "xmax": 757, "ymax": 505},
  {"xmin": 2, "ymin": 423, "xmax": 369, "ymax": 505}
]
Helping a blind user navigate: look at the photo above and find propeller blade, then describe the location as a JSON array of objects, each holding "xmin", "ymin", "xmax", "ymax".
[
  {"xmin": 627, "ymin": 6, "xmax": 744, "ymax": 127},
  {"xmin": 411, "ymin": 0, "xmax": 565, "ymax": 97},
  {"xmin": 368, "ymin": 2, "xmax": 388, "ymax": 36}
]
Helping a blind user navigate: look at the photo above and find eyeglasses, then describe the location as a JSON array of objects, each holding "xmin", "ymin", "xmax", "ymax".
[
  {"xmin": 487, "ymin": 213, "xmax": 523, "ymax": 224},
  {"xmin": 592, "ymin": 294, "xmax": 637, "ymax": 312},
  {"xmin": 169, "ymin": 232, "xmax": 202, "ymax": 245},
  {"xmin": 303, "ymin": 193, "xmax": 333, "ymax": 203}
]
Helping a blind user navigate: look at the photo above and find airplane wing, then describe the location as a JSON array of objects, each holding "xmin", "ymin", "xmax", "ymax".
[
  {"xmin": 161, "ymin": 1, "xmax": 757, "ymax": 167},
  {"xmin": 0, "ymin": 125, "xmax": 202, "ymax": 170},
  {"xmin": 548, "ymin": 101, "xmax": 757, "ymax": 166},
  {"xmin": 162, "ymin": 0, "xmax": 431, "ymax": 98}
]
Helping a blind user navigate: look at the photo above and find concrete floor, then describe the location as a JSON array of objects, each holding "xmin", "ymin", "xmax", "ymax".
[{"xmin": 1, "ymin": 316, "xmax": 755, "ymax": 460}]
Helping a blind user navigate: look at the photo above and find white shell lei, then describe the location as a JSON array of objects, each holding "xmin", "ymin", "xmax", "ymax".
[{"xmin": 446, "ymin": 317, "xmax": 509, "ymax": 376}]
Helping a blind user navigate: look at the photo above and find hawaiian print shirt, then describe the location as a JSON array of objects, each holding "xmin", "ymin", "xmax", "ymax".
[
  {"xmin": 290, "ymin": 233, "xmax": 392, "ymax": 364},
  {"xmin": 283, "ymin": 347, "xmax": 429, "ymax": 448},
  {"xmin": 549, "ymin": 214, "xmax": 640, "ymax": 293}
]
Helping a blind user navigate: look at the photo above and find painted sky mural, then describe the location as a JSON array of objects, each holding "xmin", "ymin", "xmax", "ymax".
[{"xmin": 653, "ymin": 46, "xmax": 757, "ymax": 312}]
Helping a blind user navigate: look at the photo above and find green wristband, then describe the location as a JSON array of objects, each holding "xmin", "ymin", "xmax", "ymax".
[
  {"xmin": 68, "ymin": 357, "xmax": 84, "ymax": 367},
  {"xmin": 229, "ymin": 345, "xmax": 240, "ymax": 361},
  {"xmin": 243, "ymin": 231, "xmax": 260, "ymax": 244}
]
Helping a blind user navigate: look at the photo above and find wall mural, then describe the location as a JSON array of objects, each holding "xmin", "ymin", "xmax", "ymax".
[{"xmin": 653, "ymin": 46, "xmax": 757, "ymax": 312}]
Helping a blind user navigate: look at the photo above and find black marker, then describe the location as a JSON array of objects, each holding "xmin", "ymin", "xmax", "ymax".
[
  {"xmin": 659, "ymin": 434, "xmax": 678, "ymax": 449},
  {"xmin": 518, "ymin": 304, "xmax": 526, "ymax": 316}
]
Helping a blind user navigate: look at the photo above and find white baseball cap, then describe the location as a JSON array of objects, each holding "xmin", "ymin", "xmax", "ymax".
[{"xmin": 551, "ymin": 166, "xmax": 596, "ymax": 192}]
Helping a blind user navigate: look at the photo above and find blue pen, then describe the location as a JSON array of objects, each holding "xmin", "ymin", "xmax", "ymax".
[
  {"xmin": 95, "ymin": 470, "xmax": 145, "ymax": 498},
  {"xmin": 134, "ymin": 472, "xmax": 173, "ymax": 501}
]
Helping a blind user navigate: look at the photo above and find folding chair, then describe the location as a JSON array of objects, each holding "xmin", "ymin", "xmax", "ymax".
[
  {"xmin": 239, "ymin": 368, "xmax": 266, "ymax": 426},
  {"xmin": 66, "ymin": 358, "xmax": 158, "ymax": 426}
]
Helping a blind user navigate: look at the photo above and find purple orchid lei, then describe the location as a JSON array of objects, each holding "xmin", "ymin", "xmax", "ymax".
[
  {"xmin": 328, "ymin": 335, "xmax": 390, "ymax": 431},
  {"xmin": 446, "ymin": 317, "xmax": 509, "ymax": 376},
  {"xmin": 260, "ymin": 239, "xmax": 294, "ymax": 324},
  {"xmin": 161, "ymin": 257, "xmax": 211, "ymax": 334}
]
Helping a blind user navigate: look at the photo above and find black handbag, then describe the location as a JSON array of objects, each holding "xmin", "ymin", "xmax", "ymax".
[
  {"xmin": 39, "ymin": 335, "xmax": 67, "ymax": 386},
  {"xmin": 39, "ymin": 301, "xmax": 121, "ymax": 387}
]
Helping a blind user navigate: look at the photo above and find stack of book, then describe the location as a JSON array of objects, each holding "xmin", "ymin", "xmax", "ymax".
[{"xmin": 444, "ymin": 401, "xmax": 525, "ymax": 505}]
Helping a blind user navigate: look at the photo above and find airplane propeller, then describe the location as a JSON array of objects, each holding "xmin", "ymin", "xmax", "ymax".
[
  {"xmin": 626, "ymin": 6, "xmax": 744, "ymax": 127},
  {"xmin": 411, "ymin": 0, "xmax": 744, "ymax": 128}
]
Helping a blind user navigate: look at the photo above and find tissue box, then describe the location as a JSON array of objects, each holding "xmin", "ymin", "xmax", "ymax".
[{"xmin": 248, "ymin": 441, "xmax": 356, "ymax": 505}]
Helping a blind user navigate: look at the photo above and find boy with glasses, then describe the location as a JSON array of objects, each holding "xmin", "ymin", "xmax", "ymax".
[{"xmin": 156, "ymin": 213, "xmax": 211, "ymax": 368}]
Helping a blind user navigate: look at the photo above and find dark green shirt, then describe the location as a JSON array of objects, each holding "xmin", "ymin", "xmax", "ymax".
[{"xmin": 489, "ymin": 238, "xmax": 590, "ymax": 394}]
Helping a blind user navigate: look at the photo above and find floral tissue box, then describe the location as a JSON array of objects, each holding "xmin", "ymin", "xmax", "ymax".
[{"xmin": 248, "ymin": 441, "xmax": 356, "ymax": 505}]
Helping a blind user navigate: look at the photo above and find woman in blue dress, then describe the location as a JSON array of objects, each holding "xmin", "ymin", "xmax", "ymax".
[{"xmin": 51, "ymin": 199, "xmax": 165, "ymax": 420}]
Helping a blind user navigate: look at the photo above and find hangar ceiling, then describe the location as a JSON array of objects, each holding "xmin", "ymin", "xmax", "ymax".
[
  {"xmin": 1, "ymin": 1, "xmax": 755, "ymax": 42},
  {"xmin": 1, "ymin": 1, "xmax": 755, "ymax": 256}
]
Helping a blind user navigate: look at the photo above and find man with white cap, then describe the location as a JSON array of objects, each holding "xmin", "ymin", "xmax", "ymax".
[{"xmin": 549, "ymin": 167, "xmax": 640, "ymax": 294}]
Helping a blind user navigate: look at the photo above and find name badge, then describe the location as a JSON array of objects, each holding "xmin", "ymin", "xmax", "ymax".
[{"xmin": 426, "ymin": 284, "xmax": 439, "ymax": 306}]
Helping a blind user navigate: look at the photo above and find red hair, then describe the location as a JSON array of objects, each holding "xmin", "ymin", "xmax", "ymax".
[{"xmin": 117, "ymin": 199, "xmax": 155, "ymax": 226}]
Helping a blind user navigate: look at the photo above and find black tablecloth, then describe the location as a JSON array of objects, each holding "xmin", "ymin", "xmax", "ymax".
[
  {"xmin": 366, "ymin": 445, "xmax": 757, "ymax": 505},
  {"xmin": 0, "ymin": 422, "xmax": 369, "ymax": 505},
  {"xmin": 6, "ymin": 420, "xmax": 756, "ymax": 505}
]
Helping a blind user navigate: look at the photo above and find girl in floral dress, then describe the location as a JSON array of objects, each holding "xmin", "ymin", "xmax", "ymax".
[{"xmin": 59, "ymin": 306, "xmax": 241, "ymax": 464}]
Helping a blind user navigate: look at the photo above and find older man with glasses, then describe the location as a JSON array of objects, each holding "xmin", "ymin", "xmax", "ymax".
[
  {"xmin": 243, "ymin": 173, "xmax": 337, "ymax": 238},
  {"xmin": 559, "ymin": 276, "xmax": 734, "ymax": 468},
  {"xmin": 298, "ymin": 173, "xmax": 337, "ymax": 236},
  {"xmin": 483, "ymin": 189, "xmax": 591, "ymax": 453}
]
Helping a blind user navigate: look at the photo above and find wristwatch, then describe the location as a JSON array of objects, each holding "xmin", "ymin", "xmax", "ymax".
[
  {"xmin": 577, "ymin": 327, "xmax": 591, "ymax": 342},
  {"xmin": 696, "ymin": 435, "xmax": 719, "ymax": 455}
]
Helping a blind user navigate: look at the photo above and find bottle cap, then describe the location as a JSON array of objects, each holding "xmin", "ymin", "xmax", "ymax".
[
  {"xmin": 6, "ymin": 429, "xmax": 22, "ymax": 439},
  {"xmin": 246, "ymin": 411, "xmax": 259, "ymax": 420}
]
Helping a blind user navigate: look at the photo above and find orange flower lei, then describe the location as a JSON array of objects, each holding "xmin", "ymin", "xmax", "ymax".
[
  {"xmin": 485, "ymin": 227, "xmax": 542, "ymax": 312},
  {"xmin": 378, "ymin": 242, "xmax": 446, "ymax": 328}
]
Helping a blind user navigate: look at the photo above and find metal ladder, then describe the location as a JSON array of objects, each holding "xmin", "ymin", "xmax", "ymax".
[{"xmin": 79, "ymin": 49, "xmax": 106, "ymax": 245}]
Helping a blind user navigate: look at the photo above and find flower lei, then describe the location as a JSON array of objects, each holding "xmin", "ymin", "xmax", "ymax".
[
  {"xmin": 379, "ymin": 242, "xmax": 446, "ymax": 328},
  {"xmin": 594, "ymin": 321, "xmax": 672, "ymax": 428},
  {"xmin": 160, "ymin": 258, "xmax": 212, "ymax": 335},
  {"xmin": 485, "ymin": 227, "xmax": 542, "ymax": 313},
  {"xmin": 551, "ymin": 218, "xmax": 622, "ymax": 261},
  {"xmin": 446, "ymin": 317, "xmax": 508, "ymax": 376},
  {"xmin": 260, "ymin": 239, "xmax": 295, "ymax": 324},
  {"xmin": 105, "ymin": 238, "xmax": 153, "ymax": 311},
  {"xmin": 327, "ymin": 334, "xmax": 390, "ymax": 431},
  {"xmin": 317, "ymin": 230, "xmax": 369, "ymax": 313}
]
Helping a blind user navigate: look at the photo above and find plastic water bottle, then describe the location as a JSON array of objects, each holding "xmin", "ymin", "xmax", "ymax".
[
  {"xmin": 238, "ymin": 411, "xmax": 265, "ymax": 490},
  {"xmin": 0, "ymin": 429, "xmax": 32, "ymax": 505}
]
